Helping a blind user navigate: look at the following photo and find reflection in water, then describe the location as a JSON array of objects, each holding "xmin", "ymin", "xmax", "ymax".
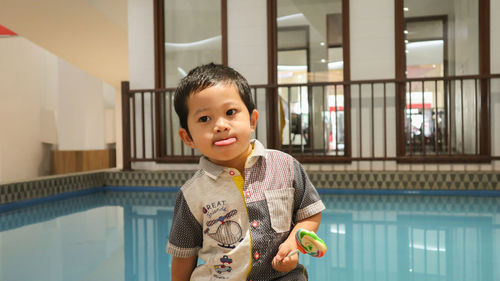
[{"xmin": 0, "ymin": 192, "xmax": 499, "ymax": 281}]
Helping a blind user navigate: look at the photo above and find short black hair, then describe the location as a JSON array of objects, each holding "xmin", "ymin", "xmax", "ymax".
[{"xmin": 174, "ymin": 63, "xmax": 255, "ymax": 135}]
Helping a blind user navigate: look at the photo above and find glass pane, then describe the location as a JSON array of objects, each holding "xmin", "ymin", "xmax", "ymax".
[
  {"xmin": 328, "ymin": 47, "xmax": 344, "ymax": 82},
  {"xmin": 278, "ymin": 27, "xmax": 308, "ymax": 50},
  {"xmin": 164, "ymin": 0, "xmax": 222, "ymax": 87},
  {"xmin": 326, "ymin": 86, "xmax": 344, "ymax": 155},
  {"xmin": 406, "ymin": 20, "xmax": 443, "ymax": 41},
  {"xmin": 277, "ymin": 0, "xmax": 344, "ymax": 83},
  {"xmin": 278, "ymin": 49, "xmax": 308, "ymax": 84},
  {"xmin": 279, "ymin": 86, "xmax": 309, "ymax": 148},
  {"xmin": 406, "ymin": 20, "xmax": 444, "ymax": 79},
  {"xmin": 404, "ymin": 0, "xmax": 479, "ymax": 76},
  {"xmin": 405, "ymin": 82, "xmax": 441, "ymax": 154}
]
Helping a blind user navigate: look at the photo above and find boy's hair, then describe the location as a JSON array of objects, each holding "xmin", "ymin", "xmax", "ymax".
[{"xmin": 174, "ymin": 63, "xmax": 255, "ymax": 134}]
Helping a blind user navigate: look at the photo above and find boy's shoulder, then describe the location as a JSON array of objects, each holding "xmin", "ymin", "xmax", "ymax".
[
  {"xmin": 179, "ymin": 169, "xmax": 209, "ymax": 192},
  {"xmin": 251, "ymin": 139, "xmax": 296, "ymax": 163},
  {"xmin": 262, "ymin": 148, "xmax": 298, "ymax": 164}
]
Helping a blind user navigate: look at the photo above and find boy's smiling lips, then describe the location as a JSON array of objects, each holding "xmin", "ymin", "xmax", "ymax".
[{"xmin": 214, "ymin": 137, "xmax": 237, "ymax": 146}]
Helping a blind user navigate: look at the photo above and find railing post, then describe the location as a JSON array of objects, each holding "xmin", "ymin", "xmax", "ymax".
[
  {"xmin": 479, "ymin": 0, "xmax": 490, "ymax": 157},
  {"xmin": 395, "ymin": 80, "xmax": 406, "ymax": 159},
  {"xmin": 344, "ymin": 83, "xmax": 352, "ymax": 159},
  {"xmin": 121, "ymin": 81, "xmax": 132, "ymax": 171},
  {"xmin": 266, "ymin": 87, "xmax": 280, "ymax": 149},
  {"xmin": 395, "ymin": 0, "xmax": 405, "ymax": 160},
  {"xmin": 479, "ymin": 76, "xmax": 491, "ymax": 156}
]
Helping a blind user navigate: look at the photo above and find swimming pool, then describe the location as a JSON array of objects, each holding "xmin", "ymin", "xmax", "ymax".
[{"xmin": 0, "ymin": 191, "xmax": 498, "ymax": 281}]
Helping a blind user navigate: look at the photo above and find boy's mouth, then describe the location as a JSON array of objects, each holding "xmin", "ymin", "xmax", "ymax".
[{"xmin": 214, "ymin": 137, "xmax": 236, "ymax": 146}]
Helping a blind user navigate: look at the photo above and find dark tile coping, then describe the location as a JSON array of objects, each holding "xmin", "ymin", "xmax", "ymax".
[{"xmin": 1, "ymin": 170, "xmax": 499, "ymax": 207}]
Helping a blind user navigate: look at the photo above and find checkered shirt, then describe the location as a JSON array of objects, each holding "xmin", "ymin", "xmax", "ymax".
[{"xmin": 166, "ymin": 140, "xmax": 325, "ymax": 281}]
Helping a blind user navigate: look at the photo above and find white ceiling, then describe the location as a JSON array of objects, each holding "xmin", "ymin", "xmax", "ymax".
[{"xmin": 0, "ymin": 0, "xmax": 129, "ymax": 89}]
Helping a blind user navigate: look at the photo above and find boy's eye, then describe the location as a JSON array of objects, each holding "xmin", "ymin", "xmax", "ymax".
[
  {"xmin": 199, "ymin": 116, "xmax": 210, "ymax": 122},
  {"xmin": 226, "ymin": 109, "xmax": 236, "ymax": 116}
]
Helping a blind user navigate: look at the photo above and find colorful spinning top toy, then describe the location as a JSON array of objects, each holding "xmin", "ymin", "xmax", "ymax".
[{"xmin": 287, "ymin": 228, "xmax": 327, "ymax": 258}]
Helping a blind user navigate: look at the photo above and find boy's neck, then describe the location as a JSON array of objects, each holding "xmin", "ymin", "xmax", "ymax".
[{"xmin": 208, "ymin": 143, "xmax": 254, "ymax": 177}]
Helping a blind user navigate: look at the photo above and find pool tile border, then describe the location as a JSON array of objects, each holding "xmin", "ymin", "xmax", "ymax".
[
  {"xmin": 1, "ymin": 170, "xmax": 499, "ymax": 206},
  {"xmin": 105, "ymin": 170, "xmax": 194, "ymax": 187},
  {"xmin": 308, "ymin": 171, "xmax": 500, "ymax": 190},
  {"xmin": 0, "ymin": 172, "xmax": 105, "ymax": 204}
]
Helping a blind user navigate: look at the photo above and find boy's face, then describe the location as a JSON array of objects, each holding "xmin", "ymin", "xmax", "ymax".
[{"xmin": 179, "ymin": 83, "xmax": 258, "ymax": 169}]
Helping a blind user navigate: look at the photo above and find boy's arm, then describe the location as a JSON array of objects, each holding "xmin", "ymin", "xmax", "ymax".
[
  {"xmin": 271, "ymin": 158, "xmax": 325, "ymax": 272},
  {"xmin": 271, "ymin": 212, "xmax": 322, "ymax": 272},
  {"xmin": 168, "ymin": 190, "xmax": 203, "ymax": 280},
  {"xmin": 172, "ymin": 255, "xmax": 198, "ymax": 281}
]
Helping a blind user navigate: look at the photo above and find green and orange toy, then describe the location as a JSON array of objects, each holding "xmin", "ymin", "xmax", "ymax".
[{"xmin": 287, "ymin": 228, "xmax": 327, "ymax": 258}]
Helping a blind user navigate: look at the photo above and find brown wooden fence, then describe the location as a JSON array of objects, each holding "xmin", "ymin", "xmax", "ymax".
[{"xmin": 121, "ymin": 74, "xmax": 500, "ymax": 170}]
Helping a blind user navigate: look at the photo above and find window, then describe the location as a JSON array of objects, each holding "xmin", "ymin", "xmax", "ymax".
[
  {"xmin": 272, "ymin": 0, "xmax": 349, "ymax": 157},
  {"xmin": 396, "ymin": 0, "xmax": 490, "ymax": 159}
]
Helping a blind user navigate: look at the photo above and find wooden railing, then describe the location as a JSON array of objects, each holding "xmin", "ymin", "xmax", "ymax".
[{"xmin": 121, "ymin": 74, "xmax": 500, "ymax": 170}]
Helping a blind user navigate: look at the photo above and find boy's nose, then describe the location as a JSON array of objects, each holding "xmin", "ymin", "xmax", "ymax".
[{"xmin": 214, "ymin": 117, "xmax": 229, "ymax": 132}]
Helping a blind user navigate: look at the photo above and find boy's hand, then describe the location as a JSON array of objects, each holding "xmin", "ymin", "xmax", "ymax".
[{"xmin": 271, "ymin": 239, "xmax": 299, "ymax": 272}]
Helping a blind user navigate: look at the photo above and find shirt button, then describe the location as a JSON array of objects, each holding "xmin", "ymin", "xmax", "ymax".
[
  {"xmin": 251, "ymin": 221, "xmax": 258, "ymax": 228},
  {"xmin": 229, "ymin": 170, "xmax": 235, "ymax": 176},
  {"xmin": 254, "ymin": 252, "xmax": 260, "ymax": 260},
  {"xmin": 245, "ymin": 191, "xmax": 251, "ymax": 197}
]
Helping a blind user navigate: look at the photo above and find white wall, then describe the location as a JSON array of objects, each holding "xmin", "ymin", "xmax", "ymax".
[
  {"xmin": 57, "ymin": 60, "xmax": 106, "ymax": 150},
  {"xmin": 493, "ymin": 0, "xmax": 500, "ymax": 74},
  {"xmin": 347, "ymin": 0, "xmax": 397, "ymax": 171},
  {"xmin": 227, "ymin": 0, "xmax": 268, "ymax": 85},
  {"xmin": 0, "ymin": 37, "xmax": 56, "ymax": 182},
  {"xmin": 350, "ymin": 0, "xmax": 395, "ymax": 81},
  {"xmin": 227, "ymin": 0, "xmax": 269, "ymax": 147},
  {"xmin": 127, "ymin": 0, "xmax": 155, "ymax": 89},
  {"xmin": 125, "ymin": 0, "xmax": 156, "ymax": 170},
  {"xmin": 126, "ymin": 0, "xmax": 499, "ymax": 171},
  {"xmin": 0, "ymin": 36, "xmax": 115, "ymax": 183}
]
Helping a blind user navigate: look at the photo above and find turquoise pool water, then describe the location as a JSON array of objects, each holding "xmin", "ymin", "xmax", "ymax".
[{"xmin": 0, "ymin": 191, "xmax": 499, "ymax": 281}]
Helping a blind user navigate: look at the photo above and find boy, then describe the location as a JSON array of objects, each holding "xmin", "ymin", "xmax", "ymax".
[{"xmin": 167, "ymin": 63, "xmax": 325, "ymax": 281}]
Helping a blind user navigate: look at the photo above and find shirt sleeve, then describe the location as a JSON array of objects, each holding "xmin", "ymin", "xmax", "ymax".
[
  {"xmin": 166, "ymin": 190, "xmax": 203, "ymax": 258},
  {"xmin": 292, "ymin": 159, "xmax": 326, "ymax": 222}
]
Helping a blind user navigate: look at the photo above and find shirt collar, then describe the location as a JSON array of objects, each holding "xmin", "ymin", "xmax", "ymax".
[{"xmin": 199, "ymin": 139, "xmax": 267, "ymax": 180}]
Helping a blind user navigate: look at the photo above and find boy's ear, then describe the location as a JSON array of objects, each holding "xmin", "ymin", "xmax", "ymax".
[
  {"xmin": 179, "ymin": 128, "xmax": 196, "ymax": 148},
  {"xmin": 250, "ymin": 109, "xmax": 259, "ymax": 132}
]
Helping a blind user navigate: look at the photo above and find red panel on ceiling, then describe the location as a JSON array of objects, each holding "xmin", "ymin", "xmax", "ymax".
[{"xmin": 0, "ymin": 25, "xmax": 17, "ymax": 36}]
